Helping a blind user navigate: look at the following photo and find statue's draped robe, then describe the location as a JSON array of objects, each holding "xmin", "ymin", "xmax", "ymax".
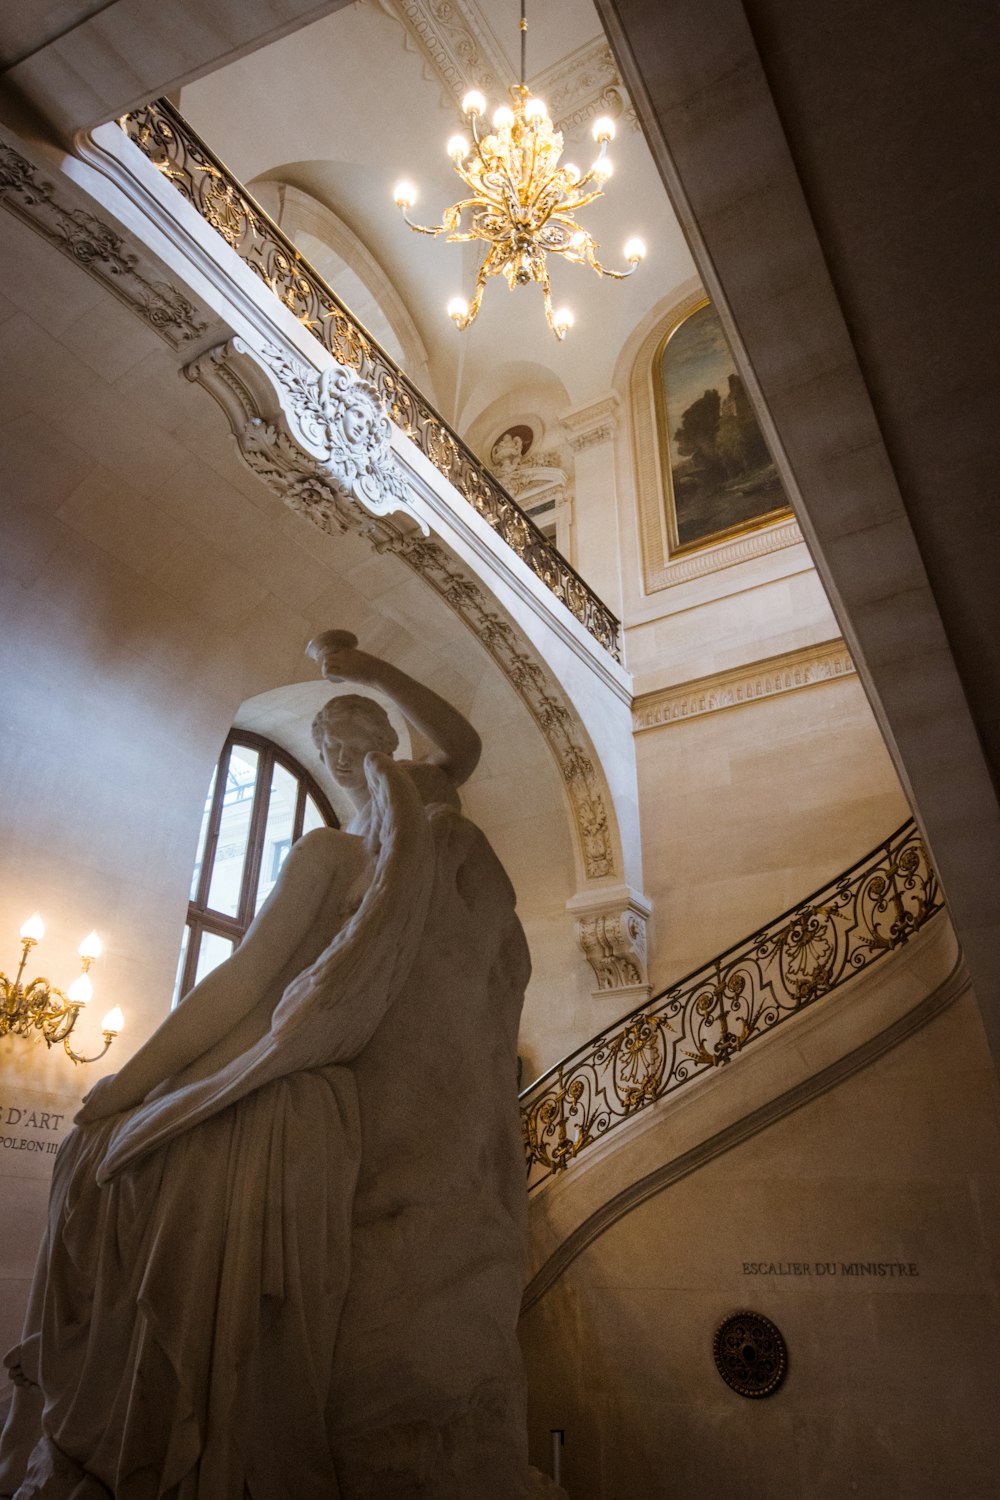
[{"xmin": 0, "ymin": 756, "xmax": 530, "ymax": 1500}]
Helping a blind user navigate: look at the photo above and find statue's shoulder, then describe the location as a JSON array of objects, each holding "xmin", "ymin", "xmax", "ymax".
[{"xmin": 398, "ymin": 759, "xmax": 461, "ymax": 811}]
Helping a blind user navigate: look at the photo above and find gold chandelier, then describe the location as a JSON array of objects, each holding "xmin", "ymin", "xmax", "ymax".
[
  {"xmin": 0, "ymin": 914, "xmax": 124, "ymax": 1065},
  {"xmin": 392, "ymin": 0, "xmax": 646, "ymax": 339}
]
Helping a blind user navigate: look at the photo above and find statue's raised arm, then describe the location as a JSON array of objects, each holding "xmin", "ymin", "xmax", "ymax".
[{"xmin": 306, "ymin": 629, "xmax": 481, "ymax": 801}]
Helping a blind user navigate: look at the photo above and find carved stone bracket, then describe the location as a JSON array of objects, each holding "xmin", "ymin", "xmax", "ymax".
[
  {"xmin": 562, "ymin": 394, "xmax": 620, "ymax": 454},
  {"xmin": 567, "ymin": 886, "xmax": 652, "ymax": 1002},
  {"xmin": 185, "ymin": 338, "xmax": 619, "ymax": 882},
  {"xmin": 185, "ymin": 338, "xmax": 418, "ymax": 526}
]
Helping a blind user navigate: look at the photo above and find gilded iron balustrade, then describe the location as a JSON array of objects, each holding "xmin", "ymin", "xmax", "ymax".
[
  {"xmin": 118, "ymin": 100, "xmax": 621, "ymax": 661},
  {"xmin": 520, "ymin": 820, "xmax": 942, "ymax": 1191}
]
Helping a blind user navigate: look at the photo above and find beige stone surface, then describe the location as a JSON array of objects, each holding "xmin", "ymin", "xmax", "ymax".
[
  {"xmin": 635, "ymin": 673, "xmax": 910, "ymax": 987},
  {"xmin": 520, "ymin": 987, "xmax": 1000, "ymax": 1498}
]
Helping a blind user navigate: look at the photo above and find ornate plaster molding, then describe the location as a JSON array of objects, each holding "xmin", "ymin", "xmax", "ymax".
[
  {"xmin": 377, "ymin": 3, "xmax": 634, "ymax": 142},
  {"xmin": 533, "ymin": 38, "xmax": 638, "ymax": 141},
  {"xmin": 377, "ymin": 0, "xmax": 508, "ymax": 110},
  {"xmin": 562, "ymin": 394, "xmax": 620, "ymax": 454},
  {"xmin": 632, "ymin": 639, "xmax": 857, "ymax": 731},
  {"xmin": 185, "ymin": 337, "xmax": 617, "ymax": 882},
  {"xmin": 567, "ymin": 885, "xmax": 652, "ymax": 1003},
  {"xmin": 0, "ymin": 134, "xmax": 207, "ymax": 349},
  {"xmin": 651, "ymin": 518, "xmax": 804, "ymax": 586},
  {"xmin": 187, "ymin": 338, "xmax": 417, "ymax": 526}
]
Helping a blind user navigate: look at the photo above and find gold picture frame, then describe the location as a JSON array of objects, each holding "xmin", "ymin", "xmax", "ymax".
[{"xmin": 654, "ymin": 298, "xmax": 791, "ymax": 556}]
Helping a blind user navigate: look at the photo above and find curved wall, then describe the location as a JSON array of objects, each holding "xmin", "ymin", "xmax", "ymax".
[{"xmin": 520, "ymin": 976, "xmax": 1000, "ymax": 1498}]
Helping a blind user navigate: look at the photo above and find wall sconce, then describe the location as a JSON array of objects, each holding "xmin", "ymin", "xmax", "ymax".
[{"xmin": 0, "ymin": 914, "xmax": 124, "ymax": 1065}]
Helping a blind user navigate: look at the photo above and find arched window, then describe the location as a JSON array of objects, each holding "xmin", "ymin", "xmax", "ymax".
[{"xmin": 175, "ymin": 731, "xmax": 338, "ymax": 1003}]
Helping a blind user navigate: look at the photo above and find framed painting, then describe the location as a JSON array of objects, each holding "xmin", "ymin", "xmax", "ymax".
[{"xmin": 655, "ymin": 298, "xmax": 791, "ymax": 554}]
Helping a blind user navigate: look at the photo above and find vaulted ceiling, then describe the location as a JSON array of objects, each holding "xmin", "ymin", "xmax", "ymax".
[{"xmin": 176, "ymin": 0, "xmax": 697, "ymax": 430}]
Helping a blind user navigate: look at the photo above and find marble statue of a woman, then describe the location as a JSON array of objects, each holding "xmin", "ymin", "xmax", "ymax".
[{"xmin": 0, "ymin": 633, "xmax": 532, "ymax": 1500}]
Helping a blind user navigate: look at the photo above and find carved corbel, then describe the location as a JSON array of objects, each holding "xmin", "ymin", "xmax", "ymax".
[
  {"xmin": 184, "ymin": 337, "xmax": 423, "ymax": 531},
  {"xmin": 567, "ymin": 886, "xmax": 652, "ymax": 1004}
]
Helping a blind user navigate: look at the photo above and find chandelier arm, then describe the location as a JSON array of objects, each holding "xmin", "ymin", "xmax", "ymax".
[
  {"xmin": 13, "ymin": 941, "xmax": 33, "ymax": 991},
  {"xmin": 539, "ymin": 267, "xmax": 567, "ymax": 342},
  {"xmin": 63, "ymin": 1031, "xmax": 114, "ymax": 1066},
  {"xmin": 560, "ymin": 183, "xmax": 605, "ymax": 213},
  {"xmin": 22, "ymin": 977, "xmax": 61, "ymax": 1019},
  {"xmin": 453, "ymin": 161, "xmax": 488, "ymax": 196},
  {"xmin": 584, "ymin": 244, "xmax": 639, "ymax": 280},
  {"xmin": 41, "ymin": 1002, "xmax": 84, "ymax": 1045},
  {"xmin": 526, "ymin": 130, "xmax": 542, "ymax": 201},
  {"xmin": 457, "ymin": 243, "xmax": 503, "ymax": 329},
  {"xmin": 470, "ymin": 127, "xmax": 495, "ymax": 176},
  {"xmin": 400, "ymin": 214, "xmax": 449, "ymax": 236}
]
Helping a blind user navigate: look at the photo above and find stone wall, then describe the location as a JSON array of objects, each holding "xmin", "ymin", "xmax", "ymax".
[{"xmin": 520, "ymin": 985, "xmax": 1000, "ymax": 1498}]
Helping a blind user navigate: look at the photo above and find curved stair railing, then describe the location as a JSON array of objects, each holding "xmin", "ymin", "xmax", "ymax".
[
  {"xmin": 520, "ymin": 820, "xmax": 942, "ymax": 1191},
  {"xmin": 117, "ymin": 99, "xmax": 621, "ymax": 660}
]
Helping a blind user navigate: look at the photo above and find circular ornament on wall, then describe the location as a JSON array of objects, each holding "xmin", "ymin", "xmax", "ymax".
[{"xmin": 713, "ymin": 1311, "xmax": 787, "ymax": 1398}]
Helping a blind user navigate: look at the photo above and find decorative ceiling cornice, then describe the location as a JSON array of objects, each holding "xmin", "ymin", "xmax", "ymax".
[
  {"xmin": 377, "ymin": 0, "xmax": 635, "ymax": 139},
  {"xmin": 532, "ymin": 38, "xmax": 637, "ymax": 140},
  {"xmin": 376, "ymin": 0, "xmax": 508, "ymax": 111}
]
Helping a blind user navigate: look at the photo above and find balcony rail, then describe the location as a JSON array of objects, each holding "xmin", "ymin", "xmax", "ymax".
[
  {"xmin": 520, "ymin": 819, "xmax": 942, "ymax": 1191},
  {"xmin": 119, "ymin": 100, "xmax": 622, "ymax": 661}
]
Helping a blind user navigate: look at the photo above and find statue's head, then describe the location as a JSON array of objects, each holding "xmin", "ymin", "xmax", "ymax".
[{"xmin": 312, "ymin": 694, "xmax": 399, "ymax": 802}]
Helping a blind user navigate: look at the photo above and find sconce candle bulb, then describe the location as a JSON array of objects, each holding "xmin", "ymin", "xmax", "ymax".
[
  {"xmin": 67, "ymin": 973, "xmax": 93, "ymax": 1006},
  {"xmin": 78, "ymin": 930, "xmax": 103, "ymax": 962}
]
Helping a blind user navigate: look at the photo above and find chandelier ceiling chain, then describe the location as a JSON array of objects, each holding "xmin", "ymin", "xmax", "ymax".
[{"xmin": 393, "ymin": 0, "xmax": 646, "ymax": 339}]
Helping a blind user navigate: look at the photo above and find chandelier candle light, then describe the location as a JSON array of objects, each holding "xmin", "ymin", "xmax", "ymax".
[
  {"xmin": 0, "ymin": 915, "xmax": 124, "ymax": 1064},
  {"xmin": 392, "ymin": 0, "xmax": 646, "ymax": 338}
]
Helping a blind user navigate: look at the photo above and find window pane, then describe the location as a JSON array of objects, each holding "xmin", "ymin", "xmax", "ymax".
[
  {"xmin": 255, "ymin": 762, "xmax": 298, "ymax": 912},
  {"xmin": 189, "ymin": 766, "xmax": 217, "ymax": 900},
  {"xmin": 301, "ymin": 795, "xmax": 325, "ymax": 836},
  {"xmin": 171, "ymin": 923, "xmax": 191, "ymax": 1009},
  {"xmin": 207, "ymin": 747, "xmax": 259, "ymax": 917},
  {"xmin": 194, "ymin": 930, "xmax": 234, "ymax": 986}
]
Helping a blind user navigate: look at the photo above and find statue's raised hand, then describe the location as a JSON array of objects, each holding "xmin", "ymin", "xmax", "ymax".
[{"xmin": 306, "ymin": 630, "xmax": 381, "ymax": 685}]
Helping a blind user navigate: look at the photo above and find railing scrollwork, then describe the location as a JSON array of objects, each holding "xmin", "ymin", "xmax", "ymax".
[
  {"xmin": 118, "ymin": 100, "xmax": 621, "ymax": 660},
  {"xmin": 520, "ymin": 820, "xmax": 942, "ymax": 1190}
]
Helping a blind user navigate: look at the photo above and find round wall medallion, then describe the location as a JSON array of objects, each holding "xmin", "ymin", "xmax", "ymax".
[{"xmin": 713, "ymin": 1311, "xmax": 788, "ymax": 1398}]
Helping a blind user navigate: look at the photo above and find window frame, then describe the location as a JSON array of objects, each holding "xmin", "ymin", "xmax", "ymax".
[{"xmin": 178, "ymin": 729, "xmax": 338, "ymax": 1001}]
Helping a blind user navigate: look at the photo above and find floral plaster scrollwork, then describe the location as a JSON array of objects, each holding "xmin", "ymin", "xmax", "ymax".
[
  {"xmin": 0, "ymin": 135, "xmax": 207, "ymax": 348},
  {"xmin": 246, "ymin": 345, "xmax": 414, "ymax": 522},
  {"xmin": 186, "ymin": 338, "xmax": 617, "ymax": 881}
]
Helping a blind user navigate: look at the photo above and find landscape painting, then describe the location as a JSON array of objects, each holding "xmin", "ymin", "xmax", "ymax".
[{"xmin": 657, "ymin": 300, "xmax": 790, "ymax": 552}]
